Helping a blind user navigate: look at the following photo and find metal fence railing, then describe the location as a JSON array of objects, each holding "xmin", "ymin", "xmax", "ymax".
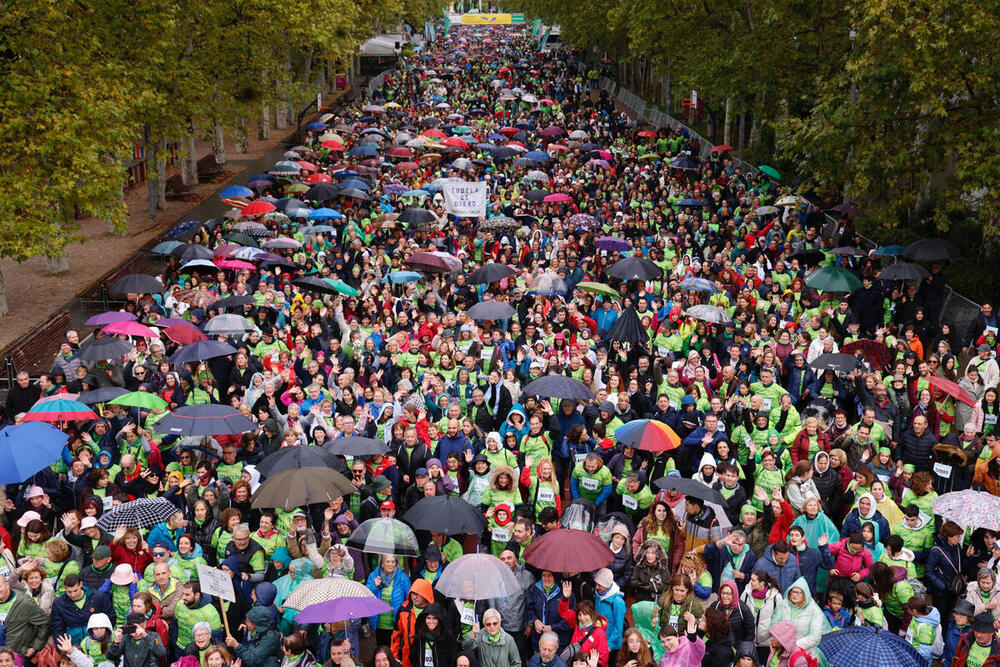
[{"xmin": 599, "ymin": 76, "xmax": 983, "ymax": 334}]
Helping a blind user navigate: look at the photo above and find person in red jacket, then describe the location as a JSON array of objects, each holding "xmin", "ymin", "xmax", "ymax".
[
  {"xmin": 952, "ymin": 612, "xmax": 1000, "ymax": 667},
  {"xmin": 791, "ymin": 419, "xmax": 831, "ymax": 466},
  {"xmin": 392, "ymin": 577, "xmax": 435, "ymax": 667},
  {"xmin": 827, "ymin": 532, "xmax": 874, "ymax": 607},
  {"xmin": 558, "ymin": 581, "xmax": 610, "ymax": 666}
]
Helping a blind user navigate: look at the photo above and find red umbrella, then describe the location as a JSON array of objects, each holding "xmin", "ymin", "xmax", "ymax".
[
  {"xmin": 547, "ymin": 144, "xmax": 569, "ymax": 153},
  {"xmin": 386, "ymin": 146, "xmax": 414, "ymax": 158},
  {"xmin": 242, "ymin": 201, "xmax": 276, "ymax": 216},
  {"xmin": 523, "ymin": 529, "xmax": 614, "ymax": 573},
  {"xmin": 321, "ymin": 140, "xmax": 345, "ymax": 151},
  {"xmin": 396, "ymin": 162, "xmax": 420, "ymax": 172},
  {"xmin": 498, "ymin": 127, "xmax": 519, "ymax": 137},
  {"xmin": 711, "ymin": 144, "xmax": 734, "ymax": 153},
  {"xmin": 441, "ymin": 137, "xmax": 469, "ymax": 149},
  {"xmin": 841, "ymin": 339, "xmax": 892, "ymax": 370},
  {"xmin": 638, "ymin": 131, "xmax": 657, "ymax": 138},
  {"xmin": 929, "ymin": 375, "xmax": 976, "ymax": 407},
  {"xmin": 296, "ymin": 160, "xmax": 318, "ymax": 172},
  {"xmin": 305, "ymin": 173, "xmax": 333, "ymax": 184},
  {"xmin": 421, "ymin": 128, "xmax": 448, "ymax": 139},
  {"xmin": 164, "ymin": 324, "xmax": 207, "ymax": 345}
]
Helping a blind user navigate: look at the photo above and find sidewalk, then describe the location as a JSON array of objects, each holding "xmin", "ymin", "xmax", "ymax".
[{"xmin": 0, "ymin": 87, "xmax": 354, "ymax": 346}]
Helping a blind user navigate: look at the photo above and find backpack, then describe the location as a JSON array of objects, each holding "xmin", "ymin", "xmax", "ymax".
[{"xmin": 788, "ymin": 649, "xmax": 818, "ymax": 667}]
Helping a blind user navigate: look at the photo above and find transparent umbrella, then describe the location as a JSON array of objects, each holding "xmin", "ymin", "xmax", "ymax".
[{"xmin": 347, "ymin": 518, "xmax": 420, "ymax": 556}]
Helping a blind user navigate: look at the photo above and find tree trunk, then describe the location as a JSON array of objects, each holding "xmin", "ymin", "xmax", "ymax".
[
  {"xmin": 45, "ymin": 253, "xmax": 69, "ymax": 274},
  {"xmin": 155, "ymin": 136, "xmax": 167, "ymax": 211},
  {"xmin": 724, "ymin": 98, "xmax": 732, "ymax": 146},
  {"xmin": 180, "ymin": 133, "xmax": 198, "ymax": 186},
  {"xmin": 212, "ymin": 121, "xmax": 226, "ymax": 164},
  {"xmin": 146, "ymin": 129, "xmax": 160, "ymax": 218},
  {"xmin": 259, "ymin": 101, "xmax": 271, "ymax": 140},
  {"xmin": 107, "ymin": 182, "xmax": 126, "ymax": 236},
  {"xmin": 234, "ymin": 117, "xmax": 248, "ymax": 153},
  {"xmin": 0, "ymin": 265, "xmax": 9, "ymax": 316},
  {"xmin": 301, "ymin": 49, "xmax": 314, "ymax": 85}
]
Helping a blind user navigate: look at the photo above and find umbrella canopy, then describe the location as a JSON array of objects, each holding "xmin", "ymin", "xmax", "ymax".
[
  {"xmin": 810, "ymin": 353, "xmax": 860, "ymax": 374},
  {"xmin": 933, "ymin": 490, "xmax": 1000, "ymax": 531},
  {"xmin": 383, "ymin": 271, "xmax": 422, "ymax": 284},
  {"xmin": 401, "ymin": 496, "xmax": 487, "ymax": 534},
  {"xmin": 101, "ymin": 321, "xmax": 158, "ymax": 338},
  {"xmin": 758, "ymin": 165, "xmax": 781, "ymax": 180},
  {"xmin": 251, "ymin": 467, "xmax": 356, "ymax": 510},
  {"xmin": 109, "ymin": 391, "xmax": 168, "ymax": 411},
  {"xmin": 156, "ymin": 404, "xmax": 256, "ymax": 436},
  {"xmin": 405, "ymin": 251, "xmax": 462, "ymax": 273},
  {"xmin": 522, "ymin": 528, "xmax": 614, "ymax": 573},
  {"xmin": 346, "ymin": 518, "xmax": 420, "ymax": 556},
  {"xmin": 678, "ymin": 278, "xmax": 719, "ymax": 294},
  {"xmin": 470, "ymin": 263, "xmax": 516, "ymax": 284},
  {"xmin": 435, "ymin": 553, "xmax": 522, "ymax": 600},
  {"xmin": 111, "ymin": 274, "xmax": 164, "ymax": 295},
  {"xmin": 163, "ymin": 324, "xmax": 207, "ymax": 345},
  {"xmin": 576, "ymin": 282, "xmax": 619, "ymax": 299},
  {"xmin": 295, "ymin": 596, "xmax": 392, "ymax": 624},
  {"xmin": 203, "ymin": 314, "xmax": 255, "ymax": 336},
  {"xmin": 928, "ymin": 374, "xmax": 976, "ymax": 407},
  {"xmin": 595, "ymin": 236, "xmax": 631, "ymax": 253},
  {"xmin": 903, "ymin": 238, "xmax": 960, "ymax": 261},
  {"xmin": 652, "ymin": 476, "xmax": 727, "ymax": 504},
  {"xmin": 606, "ymin": 257, "xmax": 661, "ymax": 281},
  {"xmin": 398, "ymin": 208, "xmax": 438, "ymax": 224},
  {"xmin": 817, "ymin": 625, "xmax": 924, "ymax": 667},
  {"xmin": 283, "ymin": 577, "xmax": 374, "ymax": 612},
  {"xmin": 466, "ymin": 301, "xmax": 515, "ymax": 321},
  {"xmin": 170, "ymin": 340, "xmax": 237, "ymax": 364},
  {"xmin": 85, "ymin": 311, "xmax": 137, "ymax": 326},
  {"xmin": 324, "ymin": 437, "xmax": 388, "ymax": 457},
  {"xmin": 479, "ymin": 217, "xmax": 521, "ymax": 235},
  {"xmin": 293, "ymin": 276, "xmax": 339, "ymax": 295},
  {"xmin": 880, "ymin": 263, "xmax": 930, "ymax": 281},
  {"xmin": 685, "ymin": 304, "xmax": 733, "ymax": 325},
  {"xmin": 256, "ymin": 446, "xmax": 345, "ymax": 477},
  {"xmin": 521, "ymin": 375, "xmax": 595, "ymax": 401},
  {"xmin": 804, "ymin": 267, "xmax": 862, "ymax": 292},
  {"xmin": 606, "ymin": 307, "xmax": 648, "ymax": 345},
  {"xmin": 96, "ymin": 497, "xmax": 179, "ymax": 531},
  {"xmin": 529, "ymin": 271, "xmax": 568, "ymax": 296},
  {"xmin": 22, "ymin": 399, "xmax": 97, "ymax": 423},
  {"xmin": 77, "ymin": 387, "xmax": 129, "ymax": 405},
  {"xmin": 0, "ymin": 423, "xmax": 69, "ymax": 484},
  {"xmin": 614, "ymin": 420, "xmax": 682, "ymax": 453},
  {"xmin": 841, "ymin": 339, "xmax": 893, "ymax": 370}
]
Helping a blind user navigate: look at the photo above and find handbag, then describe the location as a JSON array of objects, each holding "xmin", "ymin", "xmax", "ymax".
[
  {"xmin": 933, "ymin": 546, "xmax": 966, "ymax": 595},
  {"xmin": 559, "ymin": 627, "xmax": 596, "ymax": 663}
]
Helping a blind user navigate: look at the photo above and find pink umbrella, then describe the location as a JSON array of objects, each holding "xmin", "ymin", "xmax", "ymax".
[
  {"xmin": 213, "ymin": 244, "xmax": 242, "ymax": 258},
  {"xmin": 37, "ymin": 393, "xmax": 79, "ymax": 403},
  {"xmin": 102, "ymin": 321, "xmax": 158, "ymax": 338},
  {"xmin": 296, "ymin": 160, "xmax": 318, "ymax": 172},
  {"xmin": 215, "ymin": 259, "xmax": 256, "ymax": 271},
  {"xmin": 594, "ymin": 149, "xmax": 612, "ymax": 161},
  {"xmin": 543, "ymin": 193, "xmax": 572, "ymax": 203}
]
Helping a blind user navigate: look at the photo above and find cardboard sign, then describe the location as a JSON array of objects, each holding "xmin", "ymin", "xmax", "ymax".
[{"xmin": 196, "ymin": 564, "xmax": 235, "ymax": 603}]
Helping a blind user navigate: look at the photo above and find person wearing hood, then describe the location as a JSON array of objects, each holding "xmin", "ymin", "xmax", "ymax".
[
  {"xmin": 891, "ymin": 504, "xmax": 935, "ymax": 576},
  {"xmin": 593, "ymin": 568, "xmax": 626, "ymax": 659},
  {"xmin": 366, "ymin": 554, "xmax": 411, "ymax": 644},
  {"xmin": 769, "ymin": 577, "xmax": 827, "ymax": 652},
  {"xmin": 258, "ymin": 417, "xmax": 285, "ymax": 456},
  {"xmin": 710, "ymin": 578, "xmax": 755, "ymax": 646},
  {"xmin": 409, "ymin": 602, "xmax": 455, "ymax": 667},
  {"xmin": 692, "ymin": 452, "xmax": 718, "ymax": 487},
  {"xmin": 500, "ymin": 407, "xmax": 529, "ymax": 447},
  {"xmin": 487, "ymin": 502, "xmax": 516, "ymax": 558},
  {"xmin": 783, "ymin": 462, "xmax": 820, "ymax": 514},
  {"xmin": 906, "ymin": 596, "xmax": 942, "ymax": 663},
  {"xmin": 734, "ymin": 640, "xmax": 760, "ymax": 667},
  {"xmin": 764, "ymin": 620, "xmax": 812, "ymax": 667},
  {"xmin": 606, "ymin": 525, "xmax": 634, "ymax": 591},
  {"xmin": 274, "ymin": 557, "xmax": 315, "ymax": 634},
  {"xmin": 462, "ymin": 608, "xmax": 522, "ymax": 667},
  {"xmin": 252, "ymin": 580, "xmax": 280, "ymax": 630},
  {"xmin": 809, "ymin": 451, "xmax": 841, "ymax": 520},
  {"xmin": 393, "ymin": 577, "xmax": 435, "ymax": 667},
  {"xmin": 629, "ymin": 539, "xmax": 672, "ymax": 603},
  {"xmin": 413, "ymin": 544, "xmax": 443, "ymax": 585},
  {"xmin": 483, "ymin": 463, "xmax": 520, "ymax": 512},
  {"xmin": 558, "ymin": 585, "xmax": 611, "ymax": 667},
  {"xmin": 840, "ymin": 492, "xmax": 889, "ymax": 543},
  {"xmin": 225, "ymin": 604, "xmax": 282, "ymax": 667}
]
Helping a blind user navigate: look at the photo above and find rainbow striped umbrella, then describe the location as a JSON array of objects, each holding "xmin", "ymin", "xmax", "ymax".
[
  {"xmin": 22, "ymin": 399, "xmax": 98, "ymax": 423},
  {"xmin": 615, "ymin": 419, "xmax": 682, "ymax": 453}
]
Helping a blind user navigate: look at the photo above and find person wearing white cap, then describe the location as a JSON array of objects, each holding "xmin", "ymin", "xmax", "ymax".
[{"xmin": 594, "ymin": 568, "xmax": 626, "ymax": 662}]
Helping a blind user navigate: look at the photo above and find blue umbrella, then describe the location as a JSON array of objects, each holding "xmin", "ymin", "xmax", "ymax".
[
  {"xmin": 304, "ymin": 225, "xmax": 337, "ymax": 234},
  {"xmin": 332, "ymin": 170, "xmax": 360, "ymax": 180},
  {"xmin": 670, "ymin": 155, "xmax": 700, "ymax": 171},
  {"xmin": 218, "ymin": 185, "xmax": 253, "ymax": 199},
  {"xmin": 339, "ymin": 179, "xmax": 371, "ymax": 191},
  {"xmin": 306, "ymin": 122, "xmax": 328, "ymax": 131},
  {"xmin": 0, "ymin": 423, "xmax": 70, "ymax": 484},
  {"xmin": 876, "ymin": 245, "xmax": 906, "ymax": 256},
  {"xmin": 402, "ymin": 189, "xmax": 430, "ymax": 198},
  {"xmin": 676, "ymin": 198, "xmax": 707, "ymax": 207},
  {"xmin": 166, "ymin": 220, "xmax": 202, "ymax": 240},
  {"xmin": 151, "ymin": 241, "xmax": 183, "ymax": 255},
  {"xmin": 817, "ymin": 626, "xmax": 923, "ymax": 667},
  {"xmin": 382, "ymin": 271, "xmax": 422, "ymax": 284},
  {"xmin": 170, "ymin": 340, "xmax": 238, "ymax": 364},
  {"xmin": 475, "ymin": 143, "xmax": 497, "ymax": 150},
  {"xmin": 248, "ymin": 173, "xmax": 275, "ymax": 183},
  {"xmin": 678, "ymin": 277, "xmax": 719, "ymax": 293},
  {"xmin": 487, "ymin": 133, "xmax": 505, "ymax": 142},
  {"xmin": 308, "ymin": 208, "xmax": 344, "ymax": 220},
  {"xmin": 348, "ymin": 145, "xmax": 378, "ymax": 157},
  {"xmin": 524, "ymin": 150, "xmax": 552, "ymax": 162}
]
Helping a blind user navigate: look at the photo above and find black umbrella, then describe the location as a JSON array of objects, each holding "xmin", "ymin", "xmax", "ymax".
[
  {"xmin": 469, "ymin": 263, "xmax": 517, "ymax": 284},
  {"xmin": 304, "ymin": 183, "xmax": 340, "ymax": 201},
  {"xmin": 606, "ymin": 257, "xmax": 661, "ymax": 281},
  {"xmin": 78, "ymin": 387, "xmax": 129, "ymax": 405},
  {"xmin": 903, "ymin": 238, "xmax": 960, "ymax": 261},
  {"xmin": 76, "ymin": 337, "xmax": 133, "ymax": 361},
  {"xmin": 491, "ymin": 147, "xmax": 518, "ymax": 160},
  {"xmin": 111, "ymin": 274, "xmax": 164, "ymax": 295},
  {"xmin": 325, "ymin": 436, "xmax": 388, "ymax": 457},
  {"xmin": 466, "ymin": 301, "xmax": 515, "ymax": 321},
  {"xmin": 652, "ymin": 476, "xmax": 726, "ymax": 504},
  {"xmin": 156, "ymin": 404, "xmax": 255, "ymax": 436},
  {"xmin": 402, "ymin": 496, "xmax": 487, "ymax": 535},
  {"xmin": 293, "ymin": 276, "xmax": 338, "ymax": 295},
  {"xmin": 810, "ymin": 352, "xmax": 859, "ymax": 374},
  {"xmin": 251, "ymin": 467, "xmax": 357, "ymax": 510},
  {"xmin": 398, "ymin": 208, "xmax": 438, "ymax": 224},
  {"xmin": 212, "ymin": 294, "xmax": 255, "ymax": 310},
  {"xmin": 257, "ymin": 446, "xmax": 345, "ymax": 477},
  {"xmin": 338, "ymin": 188, "xmax": 370, "ymax": 201},
  {"xmin": 606, "ymin": 307, "xmax": 649, "ymax": 345},
  {"xmin": 521, "ymin": 375, "xmax": 595, "ymax": 401},
  {"xmin": 787, "ymin": 249, "xmax": 825, "ymax": 267},
  {"xmin": 880, "ymin": 262, "xmax": 930, "ymax": 281},
  {"xmin": 172, "ymin": 244, "xmax": 214, "ymax": 262},
  {"xmin": 274, "ymin": 197, "xmax": 307, "ymax": 211},
  {"xmin": 524, "ymin": 189, "xmax": 549, "ymax": 202},
  {"xmin": 169, "ymin": 340, "xmax": 237, "ymax": 364}
]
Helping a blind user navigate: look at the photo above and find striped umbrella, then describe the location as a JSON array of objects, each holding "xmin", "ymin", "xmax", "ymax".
[
  {"xmin": 615, "ymin": 420, "xmax": 682, "ymax": 453},
  {"xmin": 97, "ymin": 497, "xmax": 180, "ymax": 531},
  {"xmin": 22, "ymin": 399, "xmax": 97, "ymax": 423}
]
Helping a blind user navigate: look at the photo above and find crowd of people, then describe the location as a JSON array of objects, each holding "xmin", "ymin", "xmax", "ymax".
[{"xmin": 2, "ymin": 19, "xmax": 1000, "ymax": 667}]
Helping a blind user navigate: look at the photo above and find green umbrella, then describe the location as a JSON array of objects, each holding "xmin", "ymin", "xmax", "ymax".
[
  {"xmin": 637, "ymin": 153, "xmax": 659, "ymax": 161},
  {"xmin": 324, "ymin": 279, "xmax": 360, "ymax": 297},
  {"xmin": 222, "ymin": 232, "xmax": 259, "ymax": 248},
  {"xmin": 285, "ymin": 183, "xmax": 310, "ymax": 193},
  {"xmin": 804, "ymin": 267, "xmax": 862, "ymax": 293},
  {"xmin": 577, "ymin": 281, "xmax": 620, "ymax": 299},
  {"xmin": 759, "ymin": 165, "xmax": 781, "ymax": 180},
  {"xmin": 109, "ymin": 391, "xmax": 168, "ymax": 411}
]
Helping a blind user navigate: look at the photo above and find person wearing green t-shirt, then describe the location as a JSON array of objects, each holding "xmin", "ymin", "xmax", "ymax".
[{"xmin": 571, "ymin": 453, "xmax": 613, "ymax": 507}]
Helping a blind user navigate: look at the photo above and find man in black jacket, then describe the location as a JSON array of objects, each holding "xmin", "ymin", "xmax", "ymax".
[
  {"xmin": 900, "ymin": 415, "xmax": 936, "ymax": 472},
  {"xmin": 107, "ymin": 612, "xmax": 166, "ymax": 667}
]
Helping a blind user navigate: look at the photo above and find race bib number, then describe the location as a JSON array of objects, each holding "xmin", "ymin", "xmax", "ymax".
[
  {"xmin": 492, "ymin": 527, "xmax": 510, "ymax": 543},
  {"xmin": 480, "ymin": 348, "xmax": 493, "ymax": 361},
  {"xmin": 424, "ymin": 650, "xmax": 435, "ymax": 667},
  {"xmin": 761, "ymin": 398, "xmax": 773, "ymax": 411},
  {"xmin": 986, "ymin": 414, "xmax": 998, "ymax": 426},
  {"xmin": 581, "ymin": 477, "xmax": 599, "ymax": 491},
  {"xmin": 537, "ymin": 487, "xmax": 555, "ymax": 503},
  {"xmin": 574, "ymin": 453, "xmax": 587, "ymax": 465},
  {"xmin": 459, "ymin": 604, "xmax": 476, "ymax": 626},
  {"xmin": 668, "ymin": 615, "xmax": 678, "ymax": 627},
  {"xmin": 622, "ymin": 495, "xmax": 638, "ymax": 510},
  {"xmin": 657, "ymin": 347, "xmax": 670, "ymax": 357},
  {"xmin": 933, "ymin": 462, "xmax": 953, "ymax": 478},
  {"xmin": 102, "ymin": 495, "xmax": 114, "ymax": 511}
]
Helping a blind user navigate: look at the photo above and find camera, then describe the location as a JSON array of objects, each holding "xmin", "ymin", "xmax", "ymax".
[{"xmin": 122, "ymin": 624, "xmax": 137, "ymax": 636}]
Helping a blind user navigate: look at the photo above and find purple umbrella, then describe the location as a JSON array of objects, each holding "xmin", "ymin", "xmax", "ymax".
[
  {"xmin": 595, "ymin": 236, "xmax": 631, "ymax": 253},
  {"xmin": 294, "ymin": 596, "xmax": 392, "ymax": 624},
  {"xmin": 85, "ymin": 311, "xmax": 137, "ymax": 327},
  {"xmin": 383, "ymin": 184, "xmax": 409, "ymax": 196},
  {"xmin": 587, "ymin": 159, "xmax": 611, "ymax": 170}
]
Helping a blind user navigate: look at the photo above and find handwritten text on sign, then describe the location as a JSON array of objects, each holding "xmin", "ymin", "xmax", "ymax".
[
  {"xmin": 196, "ymin": 564, "xmax": 235, "ymax": 602},
  {"xmin": 443, "ymin": 181, "xmax": 488, "ymax": 218}
]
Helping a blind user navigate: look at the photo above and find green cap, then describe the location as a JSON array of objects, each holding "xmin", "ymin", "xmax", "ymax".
[{"xmin": 902, "ymin": 464, "xmax": 916, "ymax": 474}]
